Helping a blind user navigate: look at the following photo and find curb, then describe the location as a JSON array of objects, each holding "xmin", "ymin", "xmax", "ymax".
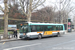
[
  {"xmin": 65, "ymin": 31, "xmax": 75, "ymax": 35},
  {"xmin": 0, "ymin": 38, "xmax": 21, "ymax": 43}
]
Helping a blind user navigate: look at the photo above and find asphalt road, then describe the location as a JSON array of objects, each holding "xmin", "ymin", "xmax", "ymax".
[{"xmin": 0, "ymin": 32, "xmax": 75, "ymax": 50}]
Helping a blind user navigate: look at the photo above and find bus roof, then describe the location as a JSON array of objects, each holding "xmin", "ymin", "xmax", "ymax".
[{"xmin": 27, "ymin": 22, "xmax": 64, "ymax": 25}]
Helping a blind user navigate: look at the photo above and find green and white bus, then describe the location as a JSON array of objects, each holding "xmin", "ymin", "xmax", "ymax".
[{"xmin": 19, "ymin": 22, "xmax": 65, "ymax": 39}]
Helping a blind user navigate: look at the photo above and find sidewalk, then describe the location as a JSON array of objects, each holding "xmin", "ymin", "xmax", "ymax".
[
  {"xmin": 0, "ymin": 38, "xmax": 20, "ymax": 43},
  {"xmin": 0, "ymin": 34, "xmax": 20, "ymax": 43}
]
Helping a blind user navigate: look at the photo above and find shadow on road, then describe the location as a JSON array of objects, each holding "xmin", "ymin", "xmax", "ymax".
[{"xmin": 20, "ymin": 36, "xmax": 63, "ymax": 41}]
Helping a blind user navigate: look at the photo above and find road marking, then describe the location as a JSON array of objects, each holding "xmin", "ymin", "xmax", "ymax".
[
  {"xmin": 3, "ymin": 43, "xmax": 41, "ymax": 50},
  {"xmin": 3, "ymin": 42, "xmax": 5, "ymax": 45}
]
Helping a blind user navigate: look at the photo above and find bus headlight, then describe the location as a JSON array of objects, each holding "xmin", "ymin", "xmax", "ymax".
[{"xmin": 27, "ymin": 35, "xmax": 30, "ymax": 37}]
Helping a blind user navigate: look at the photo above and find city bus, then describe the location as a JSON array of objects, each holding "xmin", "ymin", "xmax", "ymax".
[{"xmin": 19, "ymin": 22, "xmax": 65, "ymax": 39}]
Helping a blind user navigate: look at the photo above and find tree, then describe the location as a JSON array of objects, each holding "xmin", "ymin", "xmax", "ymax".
[
  {"xmin": 8, "ymin": 0, "xmax": 17, "ymax": 5},
  {"xmin": 61, "ymin": 0, "xmax": 75, "ymax": 32},
  {"xmin": 35, "ymin": 6, "xmax": 55, "ymax": 23},
  {"xmin": 8, "ymin": 4, "xmax": 25, "ymax": 19},
  {"xmin": 0, "ymin": 0, "xmax": 9, "ymax": 38},
  {"xmin": 54, "ymin": 10, "xmax": 67, "ymax": 23},
  {"xmin": 19, "ymin": 0, "xmax": 46, "ymax": 22}
]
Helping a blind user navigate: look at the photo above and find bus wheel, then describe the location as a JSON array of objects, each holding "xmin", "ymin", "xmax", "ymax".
[
  {"xmin": 38, "ymin": 34, "xmax": 42, "ymax": 39},
  {"xmin": 56, "ymin": 33, "xmax": 60, "ymax": 37}
]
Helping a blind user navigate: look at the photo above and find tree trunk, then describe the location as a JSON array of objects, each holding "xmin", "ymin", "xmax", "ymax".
[
  {"xmin": 3, "ymin": 0, "xmax": 8, "ymax": 39},
  {"xmin": 4, "ymin": 13, "xmax": 8, "ymax": 39},
  {"xmin": 27, "ymin": 14, "xmax": 31, "ymax": 22},
  {"xmin": 27, "ymin": 0, "xmax": 32, "ymax": 22}
]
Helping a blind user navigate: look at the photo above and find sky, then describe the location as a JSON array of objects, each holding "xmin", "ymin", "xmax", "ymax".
[
  {"xmin": 0, "ymin": 0, "xmax": 75, "ymax": 20},
  {"xmin": 0, "ymin": 0, "xmax": 75, "ymax": 12},
  {"xmin": 40, "ymin": 0, "xmax": 75, "ymax": 21}
]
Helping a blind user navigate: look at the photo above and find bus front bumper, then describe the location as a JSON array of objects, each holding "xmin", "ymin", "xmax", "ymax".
[{"xmin": 19, "ymin": 35, "xmax": 28, "ymax": 39}]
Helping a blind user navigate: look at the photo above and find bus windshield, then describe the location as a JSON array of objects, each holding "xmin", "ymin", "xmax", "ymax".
[{"xmin": 20, "ymin": 25, "xmax": 28, "ymax": 33}]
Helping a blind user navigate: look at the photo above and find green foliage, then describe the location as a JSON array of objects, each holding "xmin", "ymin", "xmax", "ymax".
[
  {"xmin": 0, "ymin": 30, "xmax": 4, "ymax": 32},
  {"xmin": 0, "ymin": 30, "xmax": 4, "ymax": 34}
]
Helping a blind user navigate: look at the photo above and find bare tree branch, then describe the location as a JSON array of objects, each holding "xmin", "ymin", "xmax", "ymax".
[
  {"xmin": 19, "ymin": 0, "xmax": 46, "ymax": 22},
  {"xmin": 19, "ymin": 0, "xmax": 28, "ymax": 17},
  {"xmin": 0, "ymin": 5, "xmax": 4, "ymax": 12},
  {"xmin": 32, "ymin": 0, "xmax": 40, "ymax": 7},
  {"xmin": 32, "ymin": 0, "xmax": 46, "ymax": 11}
]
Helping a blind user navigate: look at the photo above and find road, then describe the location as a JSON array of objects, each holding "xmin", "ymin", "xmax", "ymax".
[{"xmin": 0, "ymin": 32, "xmax": 75, "ymax": 50}]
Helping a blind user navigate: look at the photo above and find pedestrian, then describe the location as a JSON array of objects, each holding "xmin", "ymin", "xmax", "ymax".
[{"xmin": 13, "ymin": 29, "xmax": 17, "ymax": 38}]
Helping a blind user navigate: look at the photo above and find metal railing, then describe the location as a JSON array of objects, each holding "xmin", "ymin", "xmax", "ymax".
[
  {"xmin": 0, "ymin": 33, "xmax": 20, "ymax": 40},
  {"xmin": 0, "ymin": 34, "xmax": 15, "ymax": 40}
]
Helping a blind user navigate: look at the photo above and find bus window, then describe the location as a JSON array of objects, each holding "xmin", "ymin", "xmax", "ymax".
[
  {"xmin": 36, "ymin": 26, "xmax": 40, "ymax": 31},
  {"xmin": 56, "ymin": 26, "xmax": 59, "ymax": 30},
  {"xmin": 40, "ymin": 26, "xmax": 43, "ymax": 31},
  {"xmin": 53, "ymin": 26, "xmax": 56, "ymax": 31},
  {"xmin": 56, "ymin": 25, "xmax": 63, "ymax": 30},
  {"xmin": 31, "ymin": 25, "xmax": 36, "ymax": 32},
  {"xmin": 20, "ymin": 26, "xmax": 28, "ymax": 33},
  {"xmin": 43, "ymin": 26, "xmax": 48, "ymax": 31},
  {"xmin": 36, "ymin": 25, "xmax": 43, "ymax": 31},
  {"xmin": 60, "ymin": 26, "xmax": 63, "ymax": 30},
  {"xmin": 47, "ymin": 26, "xmax": 52, "ymax": 31}
]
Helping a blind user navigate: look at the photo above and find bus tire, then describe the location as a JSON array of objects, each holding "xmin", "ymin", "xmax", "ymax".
[
  {"xmin": 56, "ymin": 33, "xmax": 60, "ymax": 37},
  {"xmin": 38, "ymin": 34, "xmax": 42, "ymax": 39}
]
